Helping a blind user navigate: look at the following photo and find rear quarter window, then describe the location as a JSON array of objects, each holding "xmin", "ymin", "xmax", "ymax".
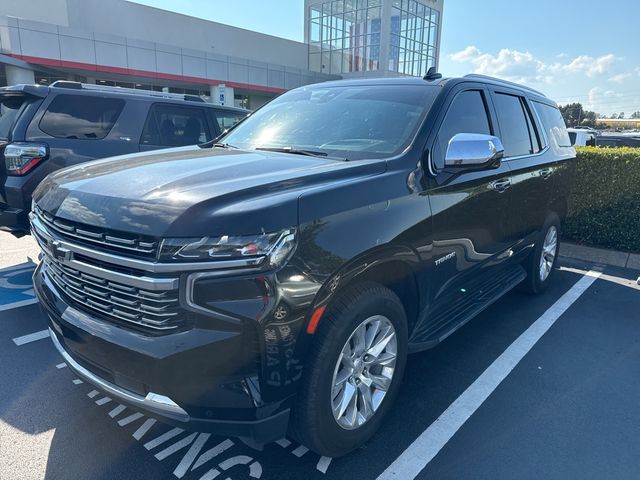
[
  {"xmin": 0, "ymin": 96, "xmax": 30, "ymax": 141},
  {"xmin": 532, "ymin": 101, "xmax": 572, "ymax": 152},
  {"xmin": 39, "ymin": 94, "xmax": 125, "ymax": 140}
]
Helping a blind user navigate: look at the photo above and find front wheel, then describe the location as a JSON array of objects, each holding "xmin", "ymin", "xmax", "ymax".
[
  {"xmin": 290, "ymin": 282, "xmax": 408, "ymax": 457},
  {"xmin": 519, "ymin": 214, "xmax": 561, "ymax": 294}
]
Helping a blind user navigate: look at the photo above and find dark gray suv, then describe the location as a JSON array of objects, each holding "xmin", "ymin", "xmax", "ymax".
[{"xmin": 0, "ymin": 81, "xmax": 248, "ymax": 235}]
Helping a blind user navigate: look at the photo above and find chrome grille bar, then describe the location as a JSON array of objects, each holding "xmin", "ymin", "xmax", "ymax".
[{"xmin": 35, "ymin": 206, "xmax": 158, "ymax": 257}]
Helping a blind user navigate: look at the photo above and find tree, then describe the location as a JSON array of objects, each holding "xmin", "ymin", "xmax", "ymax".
[
  {"xmin": 631, "ymin": 111, "xmax": 640, "ymax": 119},
  {"xmin": 559, "ymin": 103, "xmax": 598, "ymax": 128},
  {"xmin": 619, "ymin": 112, "xmax": 625, "ymax": 119}
]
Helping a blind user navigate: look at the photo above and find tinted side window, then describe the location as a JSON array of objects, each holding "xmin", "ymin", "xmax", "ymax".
[
  {"xmin": 532, "ymin": 102, "xmax": 572, "ymax": 150},
  {"xmin": 493, "ymin": 93, "xmax": 536, "ymax": 157},
  {"xmin": 433, "ymin": 90, "xmax": 492, "ymax": 168},
  {"xmin": 39, "ymin": 95, "xmax": 124, "ymax": 139},
  {"xmin": 214, "ymin": 110, "xmax": 247, "ymax": 132},
  {"xmin": 141, "ymin": 105, "xmax": 212, "ymax": 147},
  {"xmin": 568, "ymin": 132, "xmax": 577, "ymax": 145}
]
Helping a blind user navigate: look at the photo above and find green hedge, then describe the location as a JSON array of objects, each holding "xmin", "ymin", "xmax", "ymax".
[{"xmin": 564, "ymin": 147, "xmax": 640, "ymax": 252}]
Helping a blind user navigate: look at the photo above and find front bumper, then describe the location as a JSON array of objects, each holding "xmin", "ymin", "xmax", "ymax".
[{"xmin": 35, "ymin": 264, "xmax": 291, "ymax": 443}]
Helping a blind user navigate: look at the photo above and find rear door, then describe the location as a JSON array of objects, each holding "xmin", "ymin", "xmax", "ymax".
[
  {"xmin": 426, "ymin": 85, "xmax": 514, "ymax": 305},
  {"xmin": 139, "ymin": 103, "xmax": 213, "ymax": 151},
  {"xmin": 488, "ymin": 88, "xmax": 553, "ymax": 251}
]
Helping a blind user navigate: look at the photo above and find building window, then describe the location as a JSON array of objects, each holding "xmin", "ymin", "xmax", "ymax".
[
  {"xmin": 309, "ymin": 0, "xmax": 383, "ymax": 75},
  {"xmin": 389, "ymin": 0, "xmax": 439, "ymax": 77}
]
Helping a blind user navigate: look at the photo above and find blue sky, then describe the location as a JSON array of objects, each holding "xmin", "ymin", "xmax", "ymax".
[{"xmin": 131, "ymin": 0, "xmax": 640, "ymax": 116}]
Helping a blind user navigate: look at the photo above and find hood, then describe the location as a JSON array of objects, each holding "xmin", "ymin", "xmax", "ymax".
[{"xmin": 33, "ymin": 146, "xmax": 386, "ymax": 237}]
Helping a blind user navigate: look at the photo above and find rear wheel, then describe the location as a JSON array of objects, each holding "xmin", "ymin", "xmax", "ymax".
[
  {"xmin": 290, "ymin": 282, "xmax": 408, "ymax": 457},
  {"xmin": 519, "ymin": 214, "xmax": 560, "ymax": 294}
]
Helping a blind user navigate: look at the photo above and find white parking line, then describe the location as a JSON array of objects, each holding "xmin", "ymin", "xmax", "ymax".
[
  {"xmin": 173, "ymin": 433, "xmax": 211, "ymax": 478},
  {"xmin": 132, "ymin": 418, "xmax": 157, "ymax": 440},
  {"xmin": 377, "ymin": 270, "xmax": 602, "ymax": 480},
  {"xmin": 56, "ymin": 362, "xmax": 67, "ymax": 369},
  {"xmin": 144, "ymin": 427, "xmax": 184, "ymax": 451},
  {"xmin": 191, "ymin": 439, "xmax": 234, "ymax": 470},
  {"xmin": 292, "ymin": 445, "xmax": 309, "ymax": 457},
  {"xmin": 108, "ymin": 404, "xmax": 126, "ymax": 418},
  {"xmin": 275, "ymin": 438, "xmax": 291, "ymax": 448},
  {"xmin": 118, "ymin": 412, "xmax": 144, "ymax": 426},
  {"xmin": 155, "ymin": 432, "xmax": 198, "ymax": 460},
  {"xmin": 0, "ymin": 298, "xmax": 38, "ymax": 312},
  {"xmin": 95, "ymin": 396, "xmax": 112, "ymax": 406},
  {"xmin": 316, "ymin": 457, "xmax": 333, "ymax": 474},
  {"xmin": 72, "ymin": 378, "xmax": 83, "ymax": 385},
  {"xmin": 12, "ymin": 329, "xmax": 49, "ymax": 346}
]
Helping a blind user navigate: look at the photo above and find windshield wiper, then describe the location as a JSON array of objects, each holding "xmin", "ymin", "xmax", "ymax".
[
  {"xmin": 255, "ymin": 146, "xmax": 347, "ymax": 160},
  {"xmin": 211, "ymin": 142, "xmax": 238, "ymax": 149}
]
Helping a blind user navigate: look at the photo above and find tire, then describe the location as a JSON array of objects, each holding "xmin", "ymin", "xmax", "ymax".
[
  {"xmin": 290, "ymin": 282, "xmax": 408, "ymax": 457},
  {"xmin": 519, "ymin": 213, "xmax": 561, "ymax": 294}
]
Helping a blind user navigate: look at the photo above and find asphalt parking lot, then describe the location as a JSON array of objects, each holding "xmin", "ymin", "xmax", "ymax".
[{"xmin": 1, "ymin": 236, "xmax": 639, "ymax": 480}]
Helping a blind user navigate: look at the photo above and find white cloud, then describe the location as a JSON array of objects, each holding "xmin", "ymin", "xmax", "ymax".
[
  {"xmin": 585, "ymin": 87, "xmax": 627, "ymax": 114},
  {"xmin": 448, "ymin": 46, "xmax": 621, "ymax": 84},
  {"xmin": 561, "ymin": 54, "xmax": 617, "ymax": 77},
  {"xmin": 609, "ymin": 73, "xmax": 632, "ymax": 84}
]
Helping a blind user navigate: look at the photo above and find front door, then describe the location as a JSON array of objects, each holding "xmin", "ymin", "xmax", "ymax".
[{"xmin": 425, "ymin": 87, "xmax": 515, "ymax": 316}]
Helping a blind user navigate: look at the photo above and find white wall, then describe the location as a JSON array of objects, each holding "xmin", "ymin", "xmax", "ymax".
[
  {"xmin": 0, "ymin": 0, "xmax": 310, "ymax": 70},
  {"xmin": 0, "ymin": 0, "xmax": 339, "ymax": 91}
]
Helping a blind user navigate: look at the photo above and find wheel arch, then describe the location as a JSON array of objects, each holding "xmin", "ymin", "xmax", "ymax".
[{"xmin": 305, "ymin": 245, "xmax": 423, "ymax": 337}]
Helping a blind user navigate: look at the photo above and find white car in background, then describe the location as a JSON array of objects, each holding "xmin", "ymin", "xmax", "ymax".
[{"xmin": 567, "ymin": 127, "xmax": 596, "ymax": 146}]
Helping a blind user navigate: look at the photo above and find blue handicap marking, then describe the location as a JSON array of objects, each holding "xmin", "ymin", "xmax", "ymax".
[{"xmin": 0, "ymin": 262, "xmax": 37, "ymax": 306}]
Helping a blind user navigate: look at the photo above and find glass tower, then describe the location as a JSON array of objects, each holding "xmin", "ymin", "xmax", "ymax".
[{"xmin": 305, "ymin": 0, "xmax": 443, "ymax": 78}]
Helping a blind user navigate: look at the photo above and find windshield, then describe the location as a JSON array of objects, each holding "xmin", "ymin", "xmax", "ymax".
[
  {"xmin": 220, "ymin": 84, "xmax": 438, "ymax": 160},
  {"xmin": 0, "ymin": 96, "xmax": 29, "ymax": 141}
]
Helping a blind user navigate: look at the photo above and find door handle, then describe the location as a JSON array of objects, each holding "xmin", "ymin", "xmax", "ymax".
[
  {"xmin": 490, "ymin": 178, "xmax": 512, "ymax": 193},
  {"xmin": 539, "ymin": 168, "xmax": 554, "ymax": 179}
]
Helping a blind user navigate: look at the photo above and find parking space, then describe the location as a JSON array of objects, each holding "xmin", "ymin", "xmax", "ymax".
[{"xmin": 1, "ymin": 257, "xmax": 639, "ymax": 480}]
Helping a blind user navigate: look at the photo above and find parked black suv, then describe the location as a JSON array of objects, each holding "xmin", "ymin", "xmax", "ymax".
[
  {"xmin": 0, "ymin": 81, "xmax": 248, "ymax": 235},
  {"xmin": 32, "ymin": 74, "xmax": 576, "ymax": 457}
]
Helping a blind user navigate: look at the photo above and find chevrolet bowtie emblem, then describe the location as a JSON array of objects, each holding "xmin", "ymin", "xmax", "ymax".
[{"xmin": 50, "ymin": 240, "xmax": 73, "ymax": 262}]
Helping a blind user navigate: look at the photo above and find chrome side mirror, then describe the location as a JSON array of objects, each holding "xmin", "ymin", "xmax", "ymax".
[{"xmin": 444, "ymin": 133, "xmax": 505, "ymax": 170}]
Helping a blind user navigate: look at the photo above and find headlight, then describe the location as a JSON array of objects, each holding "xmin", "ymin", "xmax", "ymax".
[{"xmin": 159, "ymin": 228, "xmax": 297, "ymax": 268}]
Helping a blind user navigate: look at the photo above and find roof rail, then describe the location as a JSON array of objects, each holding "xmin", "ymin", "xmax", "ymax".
[
  {"xmin": 463, "ymin": 74, "xmax": 547, "ymax": 98},
  {"xmin": 50, "ymin": 81, "xmax": 206, "ymax": 103}
]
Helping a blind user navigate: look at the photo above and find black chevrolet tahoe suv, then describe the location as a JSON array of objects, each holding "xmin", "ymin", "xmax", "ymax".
[
  {"xmin": 0, "ymin": 81, "xmax": 248, "ymax": 236},
  {"xmin": 32, "ymin": 74, "xmax": 576, "ymax": 457}
]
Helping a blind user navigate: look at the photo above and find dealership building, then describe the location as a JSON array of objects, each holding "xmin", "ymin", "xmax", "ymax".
[{"xmin": 0, "ymin": 0, "xmax": 443, "ymax": 109}]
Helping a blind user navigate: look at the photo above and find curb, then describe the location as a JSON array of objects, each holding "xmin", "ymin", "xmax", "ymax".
[{"xmin": 559, "ymin": 242, "xmax": 640, "ymax": 270}]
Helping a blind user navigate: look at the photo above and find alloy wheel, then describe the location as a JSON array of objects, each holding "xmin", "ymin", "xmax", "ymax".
[
  {"xmin": 539, "ymin": 225, "xmax": 558, "ymax": 282},
  {"xmin": 330, "ymin": 315, "xmax": 397, "ymax": 430}
]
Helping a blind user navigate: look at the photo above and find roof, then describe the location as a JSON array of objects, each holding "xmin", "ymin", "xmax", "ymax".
[
  {"xmin": 305, "ymin": 74, "xmax": 550, "ymax": 101},
  {"xmin": 0, "ymin": 81, "xmax": 249, "ymax": 112}
]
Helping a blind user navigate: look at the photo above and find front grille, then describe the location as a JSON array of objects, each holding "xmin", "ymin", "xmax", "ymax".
[
  {"xmin": 43, "ymin": 254, "xmax": 181, "ymax": 331},
  {"xmin": 34, "ymin": 206, "xmax": 158, "ymax": 259}
]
